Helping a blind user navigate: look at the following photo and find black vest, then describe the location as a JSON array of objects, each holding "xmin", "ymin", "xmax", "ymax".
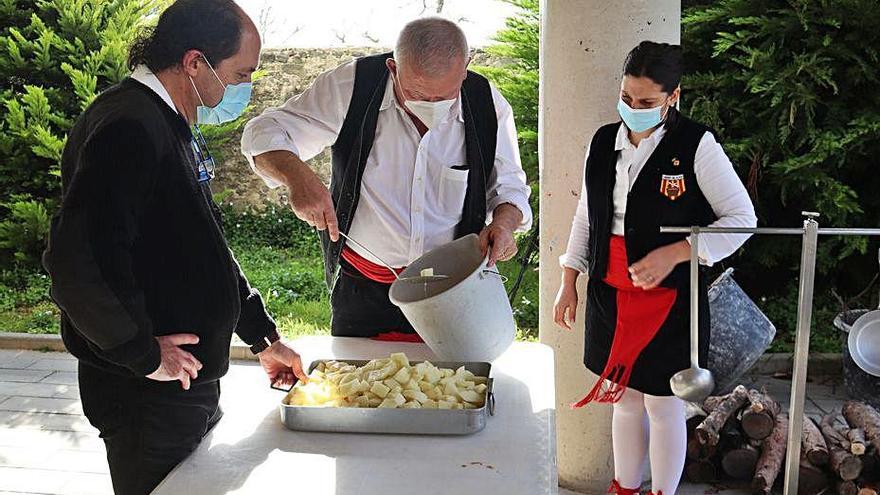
[
  {"xmin": 319, "ymin": 52, "xmax": 498, "ymax": 288},
  {"xmin": 585, "ymin": 115, "xmax": 717, "ymax": 289}
]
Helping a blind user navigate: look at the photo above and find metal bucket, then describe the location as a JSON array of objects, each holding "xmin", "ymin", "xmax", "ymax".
[
  {"xmin": 833, "ymin": 310, "xmax": 880, "ymax": 409},
  {"xmin": 707, "ymin": 268, "xmax": 777, "ymax": 394},
  {"xmin": 389, "ymin": 234, "xmax": 515, "ymax": 362}
]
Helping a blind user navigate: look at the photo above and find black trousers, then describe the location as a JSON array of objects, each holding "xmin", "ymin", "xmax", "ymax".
[
  {"xmin": 330, "ymin": 259, "xmax": 416, "ymax": 338},
  {"xmin": 78, "ymin": 362, "xmax": 222, "ymax": 495}
]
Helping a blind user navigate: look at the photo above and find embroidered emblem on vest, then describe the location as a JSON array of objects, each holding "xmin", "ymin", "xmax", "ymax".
[
  {"xmin": 672, "ymin": 157, "xmax": 680, "ymax": 167},
  {"xmin": 660, "ymin": 174, "xmax": 686, "ymax": 200}
]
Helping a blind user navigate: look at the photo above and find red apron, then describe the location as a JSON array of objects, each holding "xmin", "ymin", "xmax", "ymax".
[{"xmin": 572, "ymin": 236, "xmax": 677, "ymax": 406}]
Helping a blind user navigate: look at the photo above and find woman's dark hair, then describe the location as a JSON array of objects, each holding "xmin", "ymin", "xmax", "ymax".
[
  {"xmin": 128, "ymin": 0, "xmax": 245, "ymax": 72},
  {"xmin": 623, "ymin": 41, "xmax": 683, "ymax": 129},
  {"xmin": 622, "ymin": 41, "xmax": 683, "ymax": 93}
]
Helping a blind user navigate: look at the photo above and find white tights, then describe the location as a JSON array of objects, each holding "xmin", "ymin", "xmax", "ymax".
[{"xmin": 612, "ymin": 389, "xmax": 686, "ymax": 494}]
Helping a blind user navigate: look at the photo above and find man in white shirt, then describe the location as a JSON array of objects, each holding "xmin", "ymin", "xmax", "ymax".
[{"xmin": 241, "ymin": 17, "xmax": 532, "ymax": 338}]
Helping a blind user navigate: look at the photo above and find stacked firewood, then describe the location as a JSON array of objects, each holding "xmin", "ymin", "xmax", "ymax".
[{"xmin": 685, "ymin": 385, "xmax": 880, "ymax": 494}]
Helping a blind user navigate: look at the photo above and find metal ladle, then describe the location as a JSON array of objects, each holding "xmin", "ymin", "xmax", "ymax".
[
  {"xmin": 669, "ymin": 229, "xmax": 716, "ymax": 402},
  {"xmin": 337, "ymin": 232, "xmax": 450, "ymax": 284}
]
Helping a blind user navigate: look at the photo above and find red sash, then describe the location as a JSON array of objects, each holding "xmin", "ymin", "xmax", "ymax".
[
  {"xmin": 340, "ymin": 246, "xmax": 423, "ymax": 343},
  {"xmin": 572, "ymin": 236, "xmax": 677, "ymax": 406},
  {"xmin": 341, "ymin": 246, "xmax": 404, "ymax": 284}
]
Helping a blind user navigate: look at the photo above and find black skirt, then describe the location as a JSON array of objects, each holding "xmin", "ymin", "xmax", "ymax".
[{"xmin": 583, "ymin": 275, "xmax": 711, "ymax": 396}]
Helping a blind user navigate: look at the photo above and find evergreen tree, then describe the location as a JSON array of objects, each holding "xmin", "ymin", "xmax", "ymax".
[
  {"xmin": 0, "ymin": 0, "xmax": 161, "ymax": 267},
  {"xmin": 682, "ymin": 0, "xmax": 880, "ymax": 342},
  {"xmin": 473, "ymin": 0, "xmax": 540, "ymax": 328},
  {"xmin": 474, "ymin": 0, "xmax": 538, "ymax": 198}
]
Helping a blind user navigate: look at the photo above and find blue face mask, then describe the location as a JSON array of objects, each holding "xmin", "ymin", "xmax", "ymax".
[
  {"xmin": 617, "ymin": 98, "xmax": 668, "ymax": 133},
  {"xmin": 189, "ymin": 56, "xmax": 252, "ymax": 125}
]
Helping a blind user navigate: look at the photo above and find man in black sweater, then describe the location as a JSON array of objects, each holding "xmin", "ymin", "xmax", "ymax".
[{"xmin": 42, "ymin": 1, "xmax": 307, "ymax": 493}]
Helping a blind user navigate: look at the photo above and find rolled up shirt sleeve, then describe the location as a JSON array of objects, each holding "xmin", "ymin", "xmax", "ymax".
[
  {"xmin": 240, "ymin": 60, "xmax": 355, "ymax": 188},
  {"xmin": 689, "ymin": 132, "xmax": 758, "ymax": 264},
  {"xmin": 559, "ymin": 146, "xmax": 591, "ymax": 273},
  {"xmin": 485, "ymin": 86, "xmax": 533, "ymax": 232},
  {"xmin": 42, "ymin": 121, "xmax": 161, "ymax": 376}
]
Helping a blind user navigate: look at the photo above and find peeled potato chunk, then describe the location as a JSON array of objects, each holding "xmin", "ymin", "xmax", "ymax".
[
  {"xmin": 370, "ymin": 381, "xmax": 391, "ymax": 399},
  {"xmin": 458, "ymin": 389, "xmax": 484, "ymax": 405}
]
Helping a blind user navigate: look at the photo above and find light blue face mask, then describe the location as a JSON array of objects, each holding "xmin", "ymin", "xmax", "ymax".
[
  {"xmin": 189, "ymin": 56, "xmax": 252, "ymax": 125},
  {"xmin": 617, "ymin": 98, "xmax": 668, "ymax": 133}
]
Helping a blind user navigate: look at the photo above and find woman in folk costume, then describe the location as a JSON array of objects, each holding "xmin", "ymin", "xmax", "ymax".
[{"xmin": 553, "ymin": 41, "xmax": 757, "ymax": 495}]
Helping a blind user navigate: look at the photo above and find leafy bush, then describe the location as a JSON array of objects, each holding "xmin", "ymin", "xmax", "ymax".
[
  {"xmin": 682, "ymin": 0, "xmax": 880, "ymax": 347},
  {"xmin": 0, "ymin": 0, "xmax": 162, "ymax": 269},
  {"xmin": 219, "ymin": 198, "xmax": 323, "ymax": 257},
  {"xmin": 473, "ymin": 0, "xmax": 540, "ymax": 333},
  {"xmin": 0, "ymin": 197, "xmax": 51, "ymax": 266},
  {"xmin": 0, "ymin": 267, "xmax": 56, "ymax": 333},
  {"xmin": 473, "ymin": 0, "xmax": 538, "ymax": 195}
]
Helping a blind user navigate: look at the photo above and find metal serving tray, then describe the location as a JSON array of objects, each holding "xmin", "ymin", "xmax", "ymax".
[{"xmin": 276, "ymin": 359, "xmax": 495, "ymax": 435}]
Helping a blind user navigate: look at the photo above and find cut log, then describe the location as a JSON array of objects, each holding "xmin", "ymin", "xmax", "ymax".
[
  {"xmin": 742, "ymin": 388, "xmax": 781, "ymax": 441},
  {"xmin": 753, "ymin": 413, "xmax": 789, "ymax": 495},
  {"xmin": 686, "ymin": 459, "xmax": 719, "ymax": 484},
  {"xmin": 719, "ymin": 417, "xmax": 746, "ymax": 450},
  {"xmin": 696, "ymin": 385, "xmax": 750, "ymax": 447},
  {"xmin": 838, "ymin": 480, "xmax": 860, "ymax": 495},
  {"xmin": 803, "ymin": 416, "xmax": 830, "ymax": 466},
  {"xmin": 844, "ymin": 402, "xmax": 880, "ymax": 454},
  {"xmin": 823, "ymin": 414, "xmax": 853, "ymax": 445},
  {"xmin": 686, "ymin": 413, "xmax": 714, "ymax": 461},
  {"xmin": 798, "ymin": 456, "xmax": 830, "ymax": 495},
  {"xmin": 721, "ymin": 444, "xmax": 759, "ymax": 480},
  {"xmin": 831, "ymin": 446, "xmax": 865, "ymax": 481},
  {"xmin": 687, "ymin": 437, "xmax": 716, "ymax": 461},
  {"xmin": 821, "ymin": 414, "xmax": 864, "ymax": 481},
  {"xmin": 703, "ymin": 395, "xmax": 725, "ymax": 414},
  {"xmin": 836, "ymin": 424, "xmax": 856, "ymax": 453},
  {"xmin": 849, "ymin": 428, "xmax": 868, "ymax": 456},
  {"xmin": 859, "ymin": 488, "xmax": 879, "ymax": 495},
  {"xmin": 702, "ymin": 386, "xmax": 747, "ymax": 414}
]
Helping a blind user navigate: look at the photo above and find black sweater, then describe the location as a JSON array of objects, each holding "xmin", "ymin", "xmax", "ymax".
[{"xmin": 43, "ymin": 78, "xmax": 275, "ymax": 382}]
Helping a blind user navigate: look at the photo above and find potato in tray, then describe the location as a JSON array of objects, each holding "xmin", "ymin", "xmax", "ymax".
[{"xmin": 284, "ymin": 353, "xmax": 489, "ymax": 409}]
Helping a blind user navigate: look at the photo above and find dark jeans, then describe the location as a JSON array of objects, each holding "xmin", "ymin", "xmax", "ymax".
[
  {"xmin": 78, "ymin": 362, "xmax": 222, "ymax": 495},
  {"xmin": 330, "ymin": 259, "xmax": 416, "ymax": 337}
]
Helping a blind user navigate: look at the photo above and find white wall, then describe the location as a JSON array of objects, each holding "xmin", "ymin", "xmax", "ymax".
[{"xmin": 539, "ymin": 1, "xmax": 681, "ymax": 492}]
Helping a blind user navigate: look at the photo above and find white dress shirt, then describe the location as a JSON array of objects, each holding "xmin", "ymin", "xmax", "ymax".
[
  {"xmin": 560, "ymin": 122, "xmax": 757, "ymax": 273},
  {"xmin": 131, "ymin": 65, "xmax": 176, "ymax": 112},
  {"xmin": 241, "ymin": 59, "xmax": 532, "ymax": 268}
]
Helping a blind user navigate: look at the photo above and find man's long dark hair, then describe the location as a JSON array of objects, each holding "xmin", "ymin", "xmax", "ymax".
[
  {"xmin": 622, "ymin": 41, "xmax": 683, "ymax": 129},
  {"xmin": 128, "ymin": 0, "xmax": 244, "ymax": 72}
]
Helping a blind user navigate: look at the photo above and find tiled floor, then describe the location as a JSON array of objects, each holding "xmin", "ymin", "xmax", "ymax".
[{"xmin": 0, "ymin": 349, "xmax": 853, "ymax": 495}]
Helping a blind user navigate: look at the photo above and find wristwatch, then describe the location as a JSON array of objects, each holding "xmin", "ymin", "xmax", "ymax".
[{"xmin": 250, "ymin": 328, "xmax": 281, "ymax": 355}]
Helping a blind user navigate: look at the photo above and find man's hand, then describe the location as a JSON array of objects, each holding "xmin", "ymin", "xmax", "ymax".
[
  {"xmin": 629, "ymin": 240, "xmax": 691, "ymax": 290},
  {"xmin": 146, "ymin": 334, "xmax": 203, "ymax": 390},
  {"xmin": 479, "ymin": 203, "xmax": 523, "ymax": 267},
  {"xmin": 258, "ymin": 340, "xmax": 309, "ymax": 388},
  {"xmin": 254, "ymin": 151, "xmax": 339, "ymax": 242}
]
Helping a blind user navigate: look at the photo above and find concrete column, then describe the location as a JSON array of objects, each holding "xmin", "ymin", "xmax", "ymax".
[{"xmin": 539, "ymin": 2, "xmax": 680, "ymax": 493}]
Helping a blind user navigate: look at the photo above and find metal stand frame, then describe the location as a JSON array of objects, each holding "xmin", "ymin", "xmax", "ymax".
[{"xmin": 662, "ymin": 212, "xmax": 880, "ymax": 495}]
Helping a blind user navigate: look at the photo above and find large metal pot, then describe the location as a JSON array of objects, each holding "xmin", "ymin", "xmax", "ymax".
[
  {"xmin": 834, "ymin": 309, "xmax": 880, "ymax": 409},
  {"xmin": 707, "ymin": 268, "xmax": 777, "ymax": 394},
  {"xmin": 389, "ymin": 234, "xmax": 515, "ymax": 362}
]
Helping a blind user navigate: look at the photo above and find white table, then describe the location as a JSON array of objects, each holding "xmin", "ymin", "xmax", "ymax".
[{"xmin": 152, "ymin": 336, "xmax": 558, "ymax": 495}]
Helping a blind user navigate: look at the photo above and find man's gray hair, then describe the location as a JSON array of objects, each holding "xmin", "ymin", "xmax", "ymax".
[{"xmin": 394, "ymin": 17, "xmax": 469, "ymax": 76}]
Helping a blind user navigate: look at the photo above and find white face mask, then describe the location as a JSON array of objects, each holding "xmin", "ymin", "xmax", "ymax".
[
  {"xmin": 392, "ymin": 70, "xmax": 457, "ymax": 130},
  {"xmin": 403, "ymin": 99, "xmax": 456, "ymax": 129}
]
